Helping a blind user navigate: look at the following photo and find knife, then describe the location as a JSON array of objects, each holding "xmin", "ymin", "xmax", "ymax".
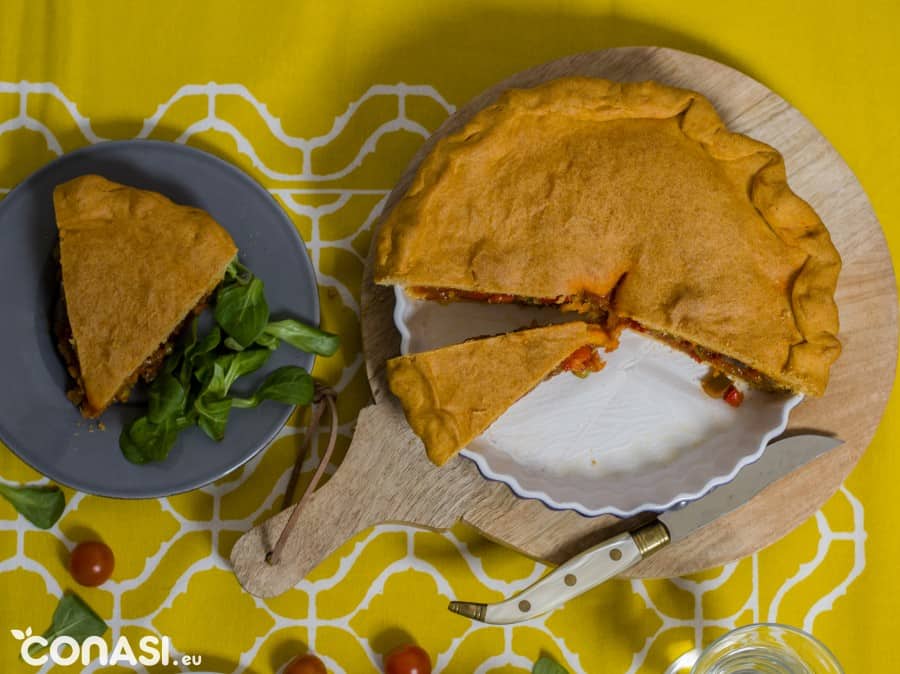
[{"xmin": 448, "ymin": 434, "xmax": 841, "ymax": 624}]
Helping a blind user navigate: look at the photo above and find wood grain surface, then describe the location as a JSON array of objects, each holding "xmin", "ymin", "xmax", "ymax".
[{"xmin": 232, "ymin": 47, "xmax": 897, "ymax": 598}]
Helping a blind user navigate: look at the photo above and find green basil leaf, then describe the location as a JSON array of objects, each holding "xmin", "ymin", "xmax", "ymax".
[
  {"xmin": 192, "ymin": 325, "xmax": 222, "ymax": 360},
  {"xmin": 0, "ymin": 483, "xmax": 65, "ymax": 529},
  {"xmin": 224, "ymin": 257, "xmax": 252, "ymax": 285},
  {"xmin": 119, "ymin": 434, "xmax": 148, "ymax": 465},
  {"xmin": 232, "ymin": 366, "xmax": 313, "ymax": 409},
  {"xmin": 180, "ymin": 315, "xmax": 200, "ymax": 360},
  {"xmin": 221, "ymin": 348, "xmax": 271, "ymax": 393},
  {"xmin": 120, "ymin": 417, "xmax": 178, "ymax": 464},
  {"xmin": 533, "ymin": 657, "xmax": 569, "ymax": 674},
  {"xmin": 185, "ymin": 326, "xmax": 222, "ymax": 386},
  {"xmin": 171, "ymin": 316, "xmax": 200, "ymax": 383},
  {"xmin": 254, "ymin": 332, "xmax": 279, "ymax": 350},
  {"xmin": 147, "ymin": 372, "xmax": 186, "ymax": 424},
  {"xmin": 223, "ymin": 336, "xmax": 245, "ymax": 351},
  {"xmin": 214, "ymin": 277, "xmax": 269, "ymax": 348},
  {"xmin": 28, "ymin": 594, "xmax": 107, "ymax": 657},
  {"xmin": 162, "ymin": 351, "xmax": 182, "ymax": 376},
  {"xmin": 203, "ymin": 362, "xmax": 228, "ymax": 399},
  {"xmin": 193, "ymin": 352, "xmax": 215, "ymax": 384},
  {"xmin": 262, "ymin": 319, "xmax": 340, "ymax": 356},
  {"xmin": 177, "ymin": 358, "xmax": 192, "ymax": 390},
  {"xmin": 195, "ymin": 394, "xmax": 232, "ymax": 441},
  {"xmin": 173, "ymin": 412, "xmax": 197, "ymax": 431}
]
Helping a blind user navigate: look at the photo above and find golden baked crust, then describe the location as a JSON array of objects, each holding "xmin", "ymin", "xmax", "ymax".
[
  {"xmin": 54, "ymin": 175, "xmax": 238, "ymax": 417},
  {"xmin": 387, "ymin": 321, "xmax": 612, "ymax": 465},
  {"xmin": 375, "ymin": 78, "xmax": 841, "ymax": 396}
]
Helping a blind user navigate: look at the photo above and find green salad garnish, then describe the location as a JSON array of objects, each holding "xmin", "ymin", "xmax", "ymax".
[
  {"xmin": 533, "ymin": 656, "xmax": 570, "ymax": 674},
  {"xmin": 119, "ymin": 259, "xmax": 339, "ymax": 464},
  {"xmin": 0, "ymin": 482, "xmax": 65, "ymax": 529}
]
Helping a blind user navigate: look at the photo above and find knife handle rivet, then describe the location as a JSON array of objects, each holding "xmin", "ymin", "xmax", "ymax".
[
  {"xmin": 564, "ymin": 574, "xmax": 577, "ymax": 586},
  {"xmin": 518, "ymin": 600, "xmax": 531, "ymax": 613},
  {"xmin": 609, "ymin": 548, "xmax": 623, "ymax": 561}
]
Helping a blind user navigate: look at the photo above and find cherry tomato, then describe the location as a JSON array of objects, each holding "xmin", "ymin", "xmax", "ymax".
[
  {"xmin": 385, "ymin": 644, "xmax": 432, "ymax": 674},
  {"xmin": 284, "ymin": 654, "xmax": 326, "ymax": 674},
  {"xmin": 723, "ymin": 385, "xmax": 744, "ymax": 408},
  {"xmin": 69, "ymin": 541, "xmax": 114, "ymax": 587}
]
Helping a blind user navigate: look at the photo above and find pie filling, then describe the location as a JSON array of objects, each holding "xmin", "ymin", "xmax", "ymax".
[
  {"xmin": 621, "ymin": 320, "xmax": 785, "ymax": 393},
  {"xmin": 555, "ymin": 345, "xmax": 606, "ymax": 378},
  {"xmin": 410, "ymin": 286, "xmax": 568, "ymax": 306},
  {"xmin": 54, "ymin": 282, "xmax": 209, "ymax": 415},
  {"xmin": 409, "ymin": 286, "xmax": 614, "ymax": 321},
  {"xmin": 408, "ymin": 285, "xmax": 786, "ymax": 398}
]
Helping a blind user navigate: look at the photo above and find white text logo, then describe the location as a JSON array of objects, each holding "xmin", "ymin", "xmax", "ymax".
[{"xmin": 11, "ymin": 628, "xmax": 202, "ymax": 667}]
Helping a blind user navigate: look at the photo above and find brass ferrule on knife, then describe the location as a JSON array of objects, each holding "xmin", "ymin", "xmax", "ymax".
[
  {"xmin": 632, "ymin": 520, "xmax": 671, "ymax": 557},
  {"xmin": 448, "ymin": 601, "xmax": 487, "ymax": 621}
]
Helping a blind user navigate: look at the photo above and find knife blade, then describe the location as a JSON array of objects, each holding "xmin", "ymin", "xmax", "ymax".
[{"xmin": 448, "ymin": 434, "xmax": 842, "ymax": 625}]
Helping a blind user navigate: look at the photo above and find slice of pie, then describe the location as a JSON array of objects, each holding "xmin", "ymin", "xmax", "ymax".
[
  {"xmin": 387, "ymin": 321, "xmax": 613, "ymax": 465},
  {"xmin": 375, "ymin": 78, "xmax": 842, "ymax": 397},
  {"xmin": 53, "ymin": 174, "xmax": 238, "ymax": 417}
]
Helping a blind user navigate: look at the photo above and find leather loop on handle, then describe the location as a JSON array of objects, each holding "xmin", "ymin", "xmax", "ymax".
[
  {"xmin": 268, "ymin": 389, "xmax": 339, "ymax": 566},
  {"xmin": 231, "ymin": 461, "xmax": 366, "ymax": 597},
  {"xmin": 231, "ymin": 402, "xmax": 477, "ymax": 597}
]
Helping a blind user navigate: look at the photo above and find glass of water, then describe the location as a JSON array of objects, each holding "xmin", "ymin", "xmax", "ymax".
[{"xmin": 690, "ymin": 623, "xmax": 842, "ymax": 674}]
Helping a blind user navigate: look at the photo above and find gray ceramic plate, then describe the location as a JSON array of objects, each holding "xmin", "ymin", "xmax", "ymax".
[{"xmin": 0, "ymin": 140, "xmax": 319, "ymax": 498}]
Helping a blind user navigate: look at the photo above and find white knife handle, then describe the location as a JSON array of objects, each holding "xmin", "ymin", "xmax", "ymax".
[
  {"xmin": 484, "ymin": 532, "xmax": 639, "ymax": 624},
  {"xmin": 450, "ymin": 521, "xmax": 670, "ymax": 625}
]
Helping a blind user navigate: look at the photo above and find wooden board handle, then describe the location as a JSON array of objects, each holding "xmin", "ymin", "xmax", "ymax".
[
  {"xmin": 231, "ymin": 402, "xmax": 475, "ymax": 597},
  {"xmin": 230, "ymin": 463, "xmax": 367, "ymax": 596}
]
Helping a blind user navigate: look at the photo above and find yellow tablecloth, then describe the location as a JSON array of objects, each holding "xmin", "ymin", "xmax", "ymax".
[{"xmin": 0, "ymin": 1, "xmax": 897, "ymax": 671}]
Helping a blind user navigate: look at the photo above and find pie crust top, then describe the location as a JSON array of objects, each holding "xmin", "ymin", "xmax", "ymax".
[
  {"xmin": 55, "ymin": 175, "xmax": 238, "ymax": 416},
  {"xmin": 375, "ymin": 78, "xmax": 842, "ymax": 396}
]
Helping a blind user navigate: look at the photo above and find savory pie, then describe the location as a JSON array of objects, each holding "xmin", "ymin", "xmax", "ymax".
[
  {"xmin": 375, "ymin": 78, "xmax": 842, "ymax": 397},
  {"xmin": 54, "ymin": 175, "xmax": 238, "ymax": 417},
  {"xmin": 387, "ymin": 321, "xmax": 613, "ymax": 465}
]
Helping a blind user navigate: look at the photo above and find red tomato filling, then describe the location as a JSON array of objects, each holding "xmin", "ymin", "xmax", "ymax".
[
  {"xmin": 723, "ymin": 385, "xmax": 745, "ymax": 407},
  {"xmin": 621, "ymin": 319, "xmax": 779, "ymax": 396},
  {"xmin": 557, "ymin": 345, "xmax": 605, "ymax": 377}
]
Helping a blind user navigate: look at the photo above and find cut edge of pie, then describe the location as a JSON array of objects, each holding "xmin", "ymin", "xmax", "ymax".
[{"xmin": 386, "ymin": 321, "xmax": 613, "ymax": 466}]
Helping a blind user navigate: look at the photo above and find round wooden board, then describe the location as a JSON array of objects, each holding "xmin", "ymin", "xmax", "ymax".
[
  {"xmin": 230, "ymin": 46, "xmax": 897, "ymax": 598},
  {"xmin": 360, "ymin": 47, "xmax": 897, "ymax": 577}
]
